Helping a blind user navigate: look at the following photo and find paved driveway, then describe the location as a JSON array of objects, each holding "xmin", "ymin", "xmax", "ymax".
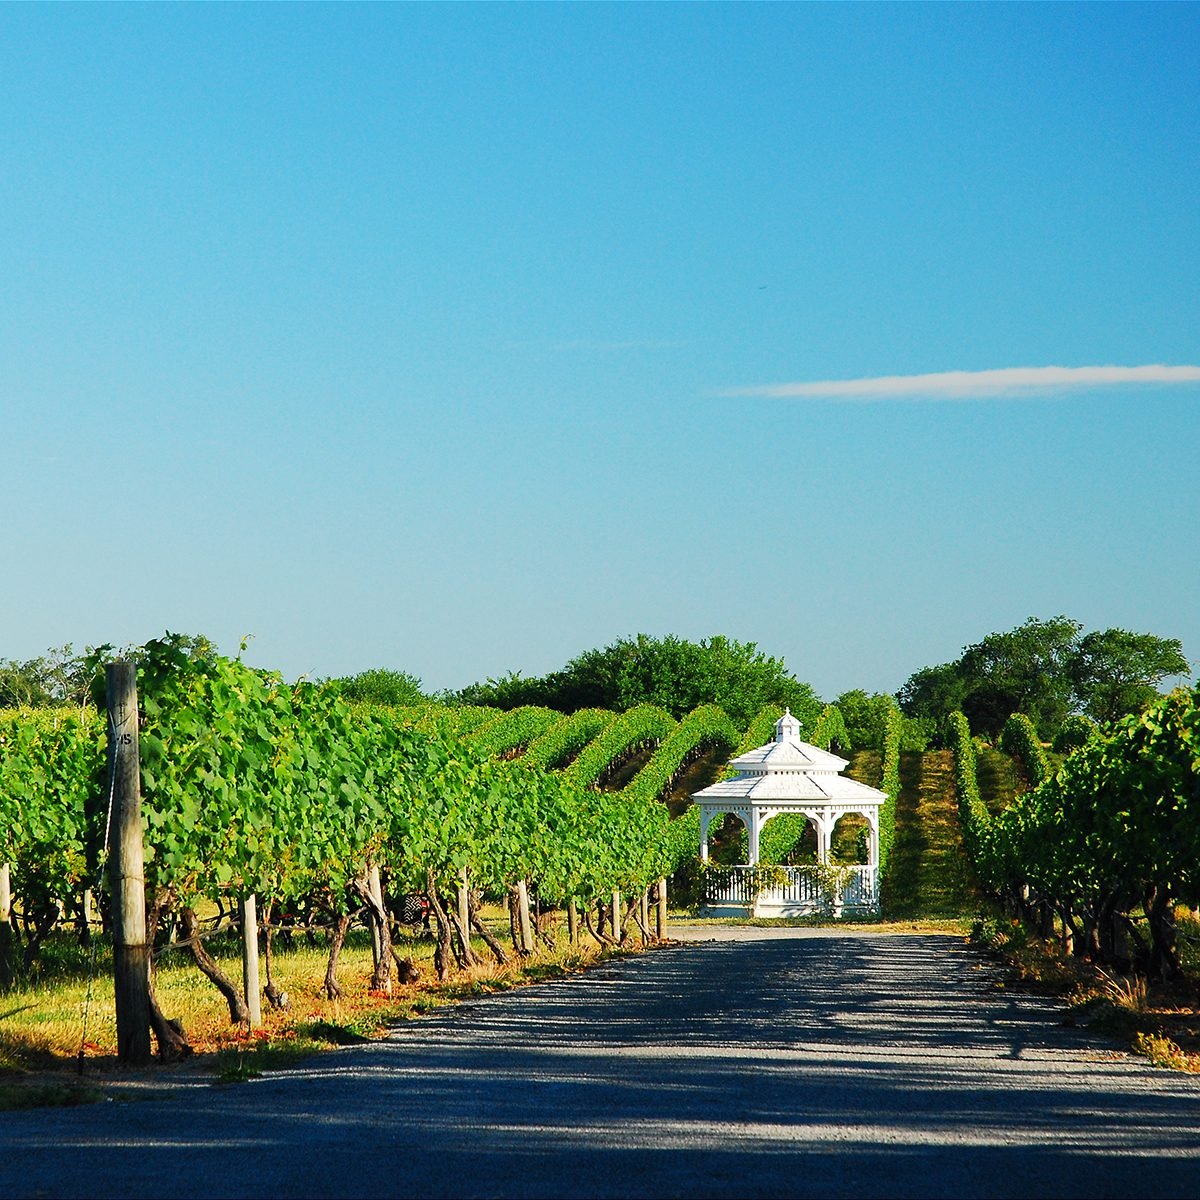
[{"xmin": 3, "ymin": 927, "xmax": 1199, "ymax": 1198}]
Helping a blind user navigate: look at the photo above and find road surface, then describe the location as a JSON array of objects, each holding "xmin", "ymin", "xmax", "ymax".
[{"xmin": 3, "ymin": 927, "xmax": 1199, "ymax": 1198}]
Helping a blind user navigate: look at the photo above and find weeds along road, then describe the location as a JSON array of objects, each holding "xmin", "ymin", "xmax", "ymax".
[{"xmin": 5, "ymin": 927, "xmax": 1200, "ymax": 1199}]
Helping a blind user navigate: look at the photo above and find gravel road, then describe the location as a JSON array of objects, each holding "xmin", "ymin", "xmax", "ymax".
[{"xmin": 4, "ymin": 927, "xmax": 1199, "ymax": 1199}]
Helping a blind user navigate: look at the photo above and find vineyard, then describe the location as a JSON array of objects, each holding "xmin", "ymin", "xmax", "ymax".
[
  {"xmin": 0, "ymin": 637, "xmax": 870, "ymax": 1062},
  {"xmin": 2, "ymin": 632, "xmax": 1197, "ymax": 1070},
  {"xmin": 948, "ymin": 692, "xmax": 1200, "ymax": 980}
]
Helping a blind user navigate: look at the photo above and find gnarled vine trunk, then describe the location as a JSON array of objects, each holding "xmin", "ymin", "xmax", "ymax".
[
  {"xmin": 322, "ymin": 911, "xmax": 352, "ymax": 1000},
  {"xmin": 146, "ymin": 890, "xmax": 190, "ymax": 1061},
  {"xmin": 469, "ymin": 890, "xmax": 508, "ymax": 966},
  {"xmin": 425, "ymin": 870, "xmax": 455, "ymax": 981},
  {"xmin": 260, "ymin": 899, "xmax": 289, "ymax": 1010},
  {"xmin": 181, "ymin": 906, "xmax": 249, "ymax": 1025},
  {"xmin": 351, "ymin": 874, "xmax": 394, "ymax": 995}
]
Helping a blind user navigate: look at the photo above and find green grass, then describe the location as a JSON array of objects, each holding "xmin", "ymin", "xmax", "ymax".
[{"xmin": 881, "ymin": 750, "xmax": 982, "ymax": 918}]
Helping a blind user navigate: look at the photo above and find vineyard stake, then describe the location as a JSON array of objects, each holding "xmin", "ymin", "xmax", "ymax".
[
  {"xmin": 0, "ymin": 863, "xmax": 12, "ymax": 988},
  {"xmin": 611, "ymin": 890, "xmax": 621, "ymax": 944},
  {"xmin": 515, "ymin": 879, "xmax": 534, "ymax": 954},
  {"xmin": 106, "ymin": 661, "xmax": 152, "ymax": 1066},
  {"xmin": 367, "ymin": 863, "xmax": 385, "ymax": 972},
  {"xmin": 656, "ymin": 878, "xmax": 668, "ymax": 938},
  {"xmin": 457, "ymin": 868, "xmax": 471, "ymax": 950},
  {"xmin": 241, "ymin": 893, "xmax": 262, "ymax": 1028}
]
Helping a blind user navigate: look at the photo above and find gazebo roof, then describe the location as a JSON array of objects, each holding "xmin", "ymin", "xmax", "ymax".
[
  {"xmin": 694, "ymin": 771, "xmax": 886, "ymax": 805},
  {"xmin": 692, "ymin": 707, "xmax": 887, "ymax": 809}
]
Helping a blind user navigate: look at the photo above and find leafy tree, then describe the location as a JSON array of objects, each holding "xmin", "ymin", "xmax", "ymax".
[
  {"xmin": 0, "ymin": 658, "xmax": 52, "ymax": 707},
  {"xmin": 1068, "ymin": 628, "xmax": 1189, "ymax": 725},
  {"xmin": 328, "ymin": 667, "xmax": 426, "ymax": 707},
  {"xmin": 834, "ymin": 690, "xmax": 895, "ymax": 750},
  {"xmin": 0, "ymin": 644, "xmax": 117, "ymax": 710},
  {"xmin": 956, "ymin": 617, "xmax": 1081, "ymax": 739},
  {"xmin": 897, "ymin": 616, "xmax": 1189, "ymax": 742},
  {"xmin": 455, "ymin": 634, "xmax": 821, "ymax": 729},
  {"xmin": 896, "ymin": 663, "xmax": 966, "ymax": 737}
]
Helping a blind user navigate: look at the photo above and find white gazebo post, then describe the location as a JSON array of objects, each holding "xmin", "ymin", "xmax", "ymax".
[{"xmin": 691, "ymin": 708, "xmax": 889, "ymax": 917}]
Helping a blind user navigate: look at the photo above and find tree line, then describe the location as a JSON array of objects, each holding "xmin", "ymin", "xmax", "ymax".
[{"xmin": 4, "ymin": 620, "xmax": 1190, "ymax": 751}]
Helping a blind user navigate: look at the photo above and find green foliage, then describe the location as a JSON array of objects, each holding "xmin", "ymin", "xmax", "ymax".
[
  {"xmin": 898, "ymin": 616, "xmax": 1190, "ymax": 742},
  {"xmin": 561, "ymin": 704, "xmax": 677, "ymax": 790},
  {"xmin": 454, "ymin": 633, "xmax": 821, "ymax": 728},
  {"xmin": 0, "ymin": 640, "xmax": 698, "ymax": 983},
  {"xmin": 1053, "ymin": 714, "xmax": 1097, "ymax": 754},
  {"xmin": 1069, "ymin": 628, "xmax": 1189, "ymax": 726},
  {"xmin": 975, "ymin": 686, "xmax": 1200, "ymax": 975},
  {"xmin": 620, "ymin": 704, "xmax": 740, "ymax": 806},
  {"xmin": 879, "ymin": 698, "xmax": 901, "ymax": 876},
  {"xmin": 946, "ymin": 710, "xmax": 988, "ymax": 854},
  {"xmin": 465, "ymin": 706, "xmax": 560, "ymax": 758},
  {"xmin": 0, "ymin": 644, "xmax": 111, "ymax": 710},
  {"xmin": 810, "ymin": 704, "xmax": 850, "ymax": 752},
  {"xmin": 522, "ymin": 708, "xmax": 610, "ymax": 770},
  {"xmin": 757, "ymin": 814, "xmax": 812, "ymax": 866},
  {"xmin": 326, "ymin": 668, "xmax": 426, "ymax": 707},
  {"xmin": 0, "ymin": 707, "xmax": 102, "ymax": 924},
  {"xmin": 835, "ymin": 690, "xmax": 895, "ymax": 751},
  {"xmin": 409, "ymin": 705, "xmax": 500, "ymax": 738},
  {"xmin": 998, "ymin": 712, "xmax": 1052, "ymax": 789},
  {"xmin": 899, "ymin": 715, "xmax": 935, "ymax": 752}
]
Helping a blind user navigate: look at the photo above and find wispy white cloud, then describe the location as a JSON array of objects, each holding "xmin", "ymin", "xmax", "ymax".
[{"xmin": 728, "ymin": 364, "xmax": 1200, "ymax": 401}]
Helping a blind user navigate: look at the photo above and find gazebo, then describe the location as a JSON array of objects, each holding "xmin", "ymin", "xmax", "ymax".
[{"xmin": 692, "ymin": 709, "xmax": 887, "ymax": 916}]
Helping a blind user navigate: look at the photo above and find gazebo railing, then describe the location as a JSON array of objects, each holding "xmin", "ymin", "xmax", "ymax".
[{"xmin": 703, "ymin": 864, "xmax": 878, "ymax": 914}]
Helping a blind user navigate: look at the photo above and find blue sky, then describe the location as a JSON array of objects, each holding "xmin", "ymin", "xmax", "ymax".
[{"xmin": 2, "ymin": 3, "xmax": 1197, "ymax": 699}]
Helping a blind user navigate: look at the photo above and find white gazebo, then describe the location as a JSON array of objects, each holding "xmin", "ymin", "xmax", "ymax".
[{"xmin": 692, "ymin": 709, "xmax": 888, "ymax": 916}]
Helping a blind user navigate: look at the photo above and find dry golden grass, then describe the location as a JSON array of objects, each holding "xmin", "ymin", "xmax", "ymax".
[
  {"xmin": 0, "ymin": 915, "xmax": 621, "ymax": 1093},
  {"xmin": 973, "ymin": 909, "xmax": 1200, "ymax": 1072}
]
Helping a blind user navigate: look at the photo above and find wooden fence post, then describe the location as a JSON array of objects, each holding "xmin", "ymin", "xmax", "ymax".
[
  {"xmin": 611, "ymin": 890, "xmax": 621, "ymax": 944},
  {"xmin": 241, "ymin": 893, "xmax": 262, "ymax": 1028},
  {"xmin": 566, "ymin": 898, "xmax": 578, "ymax": 944},
  {"xmin": 656, "ymin": 877, "xmax": 668, "ymax": 939},
  {"xmin": 107, "ymin": 661, "xmax": 152, "ymax": 1066}
]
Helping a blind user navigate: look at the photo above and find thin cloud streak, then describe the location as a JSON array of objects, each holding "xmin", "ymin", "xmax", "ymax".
[{"xmin": 730, "ymin": 364, "xmax": 1200, "ymax": 401}]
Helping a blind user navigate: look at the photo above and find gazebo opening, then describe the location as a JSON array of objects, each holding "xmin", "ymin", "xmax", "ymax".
[
  {"xmin": 758, "ymin": 813, "xmax": 817, "ymax": 865},
  {"xmin": 692, "ymin": 708, "xmax": 889, "ymax": 916},
  {"xmin": 705, "ymin": 811, "xmax": 748, "ymax": 866},
  {"xmin": 831, "ymin": 813, "xmax": 871, "ymax": 865}
]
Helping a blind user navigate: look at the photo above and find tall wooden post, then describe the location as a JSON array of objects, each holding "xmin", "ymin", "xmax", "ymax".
[
  {"xmin": 566, "ymin": 898, "xmax": 578, "ymax": 944},
  {"xmin": 107, "ymin": 662, "xmax": 152, "ymax": 1066},
  {"xmin": 656, "ymin": 878, "xmax": 668, "ymax": 939},
  {"xmin": 240, "ymin": 894, "xmax": 262, "ymax": 1028},
  {"xmin": 611, "ymin": 890, "xmax": 621, "ymax": 944}
]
